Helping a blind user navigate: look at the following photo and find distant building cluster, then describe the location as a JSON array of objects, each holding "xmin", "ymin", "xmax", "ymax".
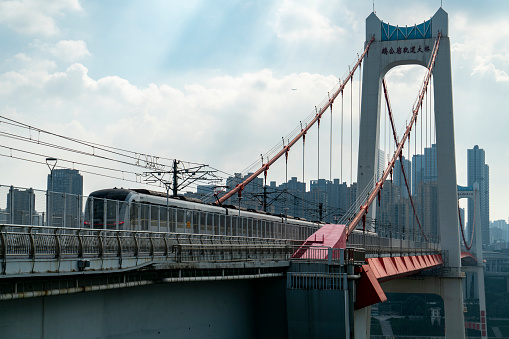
[
  {"xmin": 0, "ymin": 144, "xmax": 501, "ymax": 251},
  {"xmin": 187, "ymin": 144, "xmax": 494, "ymax": 247},
  {"xmin": 186, "ymin": 145, "xmax": 444, "ymax": 242},
  {"xmin": 490, "ymin": 219, "xmax": 509, "ymax": 250},
  {"xmin": 0, "ymin": 169, "xmax": 83, "ymax": 227}
]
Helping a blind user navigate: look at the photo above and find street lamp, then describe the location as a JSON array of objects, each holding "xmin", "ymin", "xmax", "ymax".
[{"xmin": 46, "ymin": 157, "xmax": 57, "ymax": 226}]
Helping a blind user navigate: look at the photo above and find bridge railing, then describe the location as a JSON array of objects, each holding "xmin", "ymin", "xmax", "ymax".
[
  {"xmin": 0, "ymin": 224, "xmax": 442, "ymax": 276},
  {"xmin": 0, "ymin": 224, "xmax": 440, "ymax": 261},
  {"xmin": 0, "ymin": 224, "xmax": 293, "ymax": 259}
]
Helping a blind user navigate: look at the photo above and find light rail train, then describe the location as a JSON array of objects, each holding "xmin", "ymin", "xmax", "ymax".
[{"xmin": 84, "ymin": 188, "xmax": 374, "ymax": 244}]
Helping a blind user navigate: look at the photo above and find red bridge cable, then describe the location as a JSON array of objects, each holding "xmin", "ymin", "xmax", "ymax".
[
  {"xmin": 216, "ymin": 36, "xmax": 376, "ymax": 205},
  {"xmin": 346, "ymin": 33, "xmax": 442, "ymax": 237},
  {"xmin": 382, "ymin": 79, "xmax": 428, "ymax": 242}
]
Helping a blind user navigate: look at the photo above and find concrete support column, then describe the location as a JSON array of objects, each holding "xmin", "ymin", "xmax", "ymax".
[
  {"xmin": 432, "ymin": 35, "xmax": 465, "ymax": 338},
  {"xmin": 353, "ymin": 306, "xmax": 371, "ymax": 339},
  {"xmin": 356, "ymin": 36, "xmax": 382, "ymax": 229},
  {"xmin": 473, "ymin": 183, "xmax": 488, "ymax": 339},
  {"xmin": 442, "ymin": 277, "xmax": 466, "ymax": 338}
]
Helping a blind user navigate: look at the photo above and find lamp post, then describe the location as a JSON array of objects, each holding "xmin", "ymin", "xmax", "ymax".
[{"xmin": 46, "ymin": 157, "xmax": 57, "ymax": 226}]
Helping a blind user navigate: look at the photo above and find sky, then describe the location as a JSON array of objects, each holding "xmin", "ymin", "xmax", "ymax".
[{"xmin": 0, "ymin": 0, "xmax": 508, "ymax": 221}]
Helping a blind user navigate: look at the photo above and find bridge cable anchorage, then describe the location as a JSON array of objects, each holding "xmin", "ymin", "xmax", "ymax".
[
  {"xmin": 345, "ymin": 33, "xmax": 441, "ymax": 237},
  {"xmin": 383, "ymin": 79, "xmax": 428, "ymax": 242},
  {"xmin": 458, "ymin": 193, "xmax": 476, "ymax": 251},
  {"xmin": 215, "ymin": 36, "xmax": 375, "ymax": 205}
]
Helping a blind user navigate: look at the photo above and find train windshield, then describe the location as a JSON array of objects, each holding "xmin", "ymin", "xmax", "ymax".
[{"xmin": 84, "ymin": 189, "xmax": 132, "ymax": 229}]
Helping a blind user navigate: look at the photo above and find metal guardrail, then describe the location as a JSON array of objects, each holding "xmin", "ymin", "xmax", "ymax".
[
  {"xmin": 0, "ymin": 224, "xmax": 371, "ymax": 276},
  {"xmin": 0, "ymin": 224, "xmax": 292, "ymax": 260},
  {"xmin": 0, "ymin": 223, "xmax": 441, "ymax": 277}
]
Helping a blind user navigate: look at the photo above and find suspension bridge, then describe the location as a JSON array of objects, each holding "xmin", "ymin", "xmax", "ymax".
[{"xmin": 0, "ymin": 8, "xmax": 487, "ymax": 339}]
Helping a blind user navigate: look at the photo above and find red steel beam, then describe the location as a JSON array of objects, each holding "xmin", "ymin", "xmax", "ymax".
[
  {"xmin": 216, "ymin": 36, "xmax": 375, "ymax": 205},
  {"xmin": 346, "ymin": 33, "xmax": 441, "ymax": 237}
]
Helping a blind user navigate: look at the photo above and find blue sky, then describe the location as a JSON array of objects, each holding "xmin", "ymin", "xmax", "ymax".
[{"xmin": 0, "ymin": 0, "xmax": 508, "ymax": 221}]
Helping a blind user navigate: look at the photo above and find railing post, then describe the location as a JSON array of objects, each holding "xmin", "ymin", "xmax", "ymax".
[
  {"xmin": 103, "ymin": 199, "xmax": 107, "ymax": 230},
  {"xmin": 133, "ymin": 232, "xmax": 139, "ymax": 257},
  {"xmin": 116, "ymin": 231, "xmax": 122, "ymax": 257},
  {"xmin": 328, "ymin": 247, "xmax": 333, "ymax": 265},
  {"xmin": 28, "ymin": 227, "xmax": 35, "ymax": 259},
  {"xmin": 28, "ymin": 188, "xmax": 34, "ymax": 226},
  {"xmin": 54, "ymin": 227, "xmax": 61, "ymax": 259},
  {"xmin": 77, "ymin": 194, "xmax": 81, "ymax": 228},
  {"xmin": 63, "ymin": 192, "xmax": 67, "ymax": 228},
  {"xmin": 77, "ymin": 229, "xmax": 83, "ymax": 258},
  {"xmin": 115, "ymin": 200, "xmax": 120, "ymax": 231},
  {"xmin": 98, "ymin": 230, "xmax": 104, "ymax": 258},
  {"xmin": 163, "ymin": 234, "xmax": 169, "ymax": 257},
  {"xmin": 90, "ymin": 197, "xmax": 94, "ymax": 229},
  {"xmin": 9, "ymin": 186, "xmax": 14, "ymax": 225},
  {"xmin": 149, "ymin": 232, "xmax": 154, "ymax": 258},
  {"xmin": 0, "ymin": 226, "xmax": 5, "ymax": 274}
]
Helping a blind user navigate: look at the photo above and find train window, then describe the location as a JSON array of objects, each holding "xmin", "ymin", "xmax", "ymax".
[
  {"xmin": 177, "ymin": 209, "xmax": 185, "ymax": 232},
  {"xmin": 193, "ymin": 211, "xmax": 199, "ymax": 233},
  {"xmin": 140, "ymin": 204, "xmax": 149, "ymax": 231},
  {"xmin": 212, "ymin": 213, "xmax": 219, "ymax": 235},
  {"xmin": 169, "ymin": 207, "xmax": 176, "ymax": 232},
  {"xmin": 219, "ymin": 215, "xmax": 225, "ymax": 235},
  {"xmin": 231, "ymin": 216, "xmax": 238, "ymax": 236},
  {"xmin": 130, "ymin": 203, "xmax": 139, "ymax": 231},
  {"xmin": 248, "ymin": 219, "xmax": 253, "ymax": 237},
  {"xmin": 241, "ymin": 216, "xmax": 245, "ymax": 236},
  {"xmin": 225, "ymin": 215, "xmax": 231, "ymax": 236},
  {"xmin": 151, "ymin": 205, "xmax": 159, "ymax": 231},
  {"xmin": 200, "ymin": 212, "xmax": 206, "ymax": 234}
]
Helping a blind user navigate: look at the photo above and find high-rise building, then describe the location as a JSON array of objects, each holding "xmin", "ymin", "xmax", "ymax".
[
  {"xmin": 410, "ymin": 144, "xmax": 439, "ymax": 242},
  {"xmin": 225, "ymin": 173, "xmax": 263, "ymax": 211},
  {"xmin": 412, "ymin": 144, "xmax": 437, "ymax": 195},
  {"xmin": 47, "ymin": 169, "xmax": 83, "ymax": 227},
  {"xmin": 394, "ymin": 155, "xmax": 411, "ymax": 198},
  {"xmin": 467, "ymin": 145, "xmax": 490, "ymax": 248},
  {"xmin": 6, "ymin": 187, "xmax": 35, "ymax": 225},
  {"xmin": 490, "ymin": 220, "xmax": 508, "ymax": 245}
]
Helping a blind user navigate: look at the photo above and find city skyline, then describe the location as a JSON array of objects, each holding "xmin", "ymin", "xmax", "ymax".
[{"xmin": 0, "ymin": 1, "xmax": 507, "ymax": 220}]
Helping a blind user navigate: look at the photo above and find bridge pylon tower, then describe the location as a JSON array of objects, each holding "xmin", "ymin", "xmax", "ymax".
[{"xmin": 355, "ymin": 8, "xmax": 465, "ymax": 339}]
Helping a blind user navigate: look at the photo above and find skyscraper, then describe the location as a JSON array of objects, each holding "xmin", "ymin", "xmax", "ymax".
[
  {"xmin": 467, "ymin": 145, "xmax": 490, "ymax": 248},
  {"xmin": 394, "ymin": 155, "xmax": 411, "ymax": 198},
  {"xmin": 6, "ymin": 187, "xmax": 35, "ymax": 225},
  {"xmin": 47, "ymin": 169, "xmax": 83, "ymax": 227}
]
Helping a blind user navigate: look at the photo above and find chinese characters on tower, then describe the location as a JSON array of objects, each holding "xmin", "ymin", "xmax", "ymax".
[{"xmin": 381, "ymin": 45, "xmax": 431, "ymax": 55}]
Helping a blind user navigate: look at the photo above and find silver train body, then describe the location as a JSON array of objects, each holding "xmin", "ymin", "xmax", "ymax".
[{"xmin": 84, "ymin": 188, "xmax": 374, "ymax": 244}]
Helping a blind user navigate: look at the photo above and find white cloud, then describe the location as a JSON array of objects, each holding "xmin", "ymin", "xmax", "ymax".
[
  {"xmin": 271, "ymin": 0, "xmax": 345, "ymax": 41},
  {"xmin": 0, "ymin": 0, "xmax": 82, "ymax": 37},
  {"xmin": 30, "ymin": 39, "xmax": 91, "ymax": 63},
  {"xmin": 0, "ymin": 60, "xmax": 344, "ymax": 194},
  {"xmin": 50, "ymin": 40, "xmax": 91, "ymax": 62},
  {"xmin": 451, "ymin": 13, "xmax": 509, "ymax": 82}
]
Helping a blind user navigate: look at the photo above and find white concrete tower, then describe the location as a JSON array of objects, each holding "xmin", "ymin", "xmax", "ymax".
[{"xmin": 355, "ymin": 8, "xmax": 465, "ymax": 338}]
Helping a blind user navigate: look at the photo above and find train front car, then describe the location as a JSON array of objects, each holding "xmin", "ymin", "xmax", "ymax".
[{"xmin": 83, "ymin": 188, "xmax": 133, "ymax": 230}]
